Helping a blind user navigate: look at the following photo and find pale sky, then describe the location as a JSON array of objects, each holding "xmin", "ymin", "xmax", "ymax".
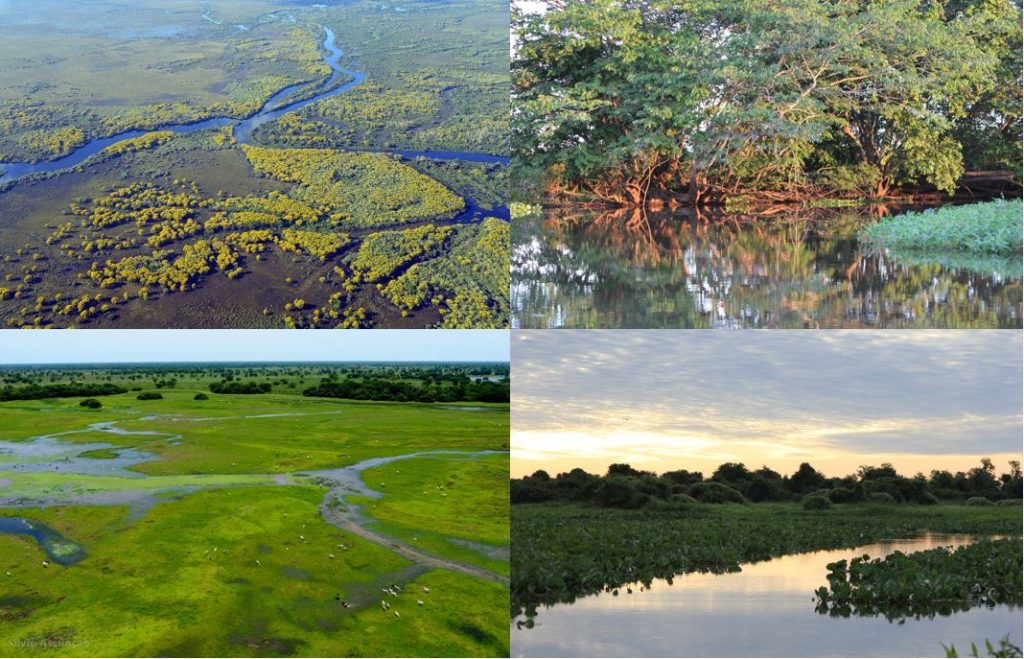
[
  {"xmin": 0, "ymin": 330, "xmax": 509, "ymax": 364},
  {"xmin": 512, "ymin": 331, "xmax": 1023, "ymax": 478}
]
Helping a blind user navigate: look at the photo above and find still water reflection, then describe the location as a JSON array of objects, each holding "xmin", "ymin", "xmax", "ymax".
[
  {"xmin": 511, "ymin": 206, "xmax": 1023, "ymax": 328},
  {"xmin": 511, "ymin": 534, "xmax": 1021, "ymax": 658}
]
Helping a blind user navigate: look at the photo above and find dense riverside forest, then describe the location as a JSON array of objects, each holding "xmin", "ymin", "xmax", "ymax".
[
  {"xmin": 512, "ymin": 459, "xmax": 1024, "ymax": 507},
  {"xmin": 512, "ymin": 0, "xmax": 1023, "ymax": 205}
]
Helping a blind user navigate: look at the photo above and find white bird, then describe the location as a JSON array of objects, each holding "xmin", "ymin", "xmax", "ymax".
[
  {"xmin": 329, "ymin": 553, "xmax": 335, "ymax": 559},
  {"xmin": 5, "ymin": 571, "xmax": 10, "ymax": 577},
  {"xmin": 422, "ymin": 586, "xmax": 430, "ymax": 593},
  {"xmin": 256, "ymin": 560, "xmax": 261, "ymax": 566},
  {"xmin": 394, "ymin": 611, "xmax": 400, "ymax": 618},
  {"xmin": 42, "ymin": 561, "xmax": 49, "ymax": 568},
  {"xmin": 417, "ymin": 600, "xmax": 424, "ymax": 606}
]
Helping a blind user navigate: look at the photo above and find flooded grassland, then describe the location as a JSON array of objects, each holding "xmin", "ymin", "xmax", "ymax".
[{"xmin": 0, "ymin": 373, "xmax": 510, "ymax": 656}]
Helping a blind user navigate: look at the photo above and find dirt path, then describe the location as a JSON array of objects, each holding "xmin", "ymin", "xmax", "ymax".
[{"xmin": 319, "ymin": 499, "xmax": 509, "ymax": 586}]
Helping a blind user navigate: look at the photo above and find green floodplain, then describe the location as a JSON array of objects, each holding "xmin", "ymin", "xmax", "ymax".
[
  {"xmin": 0, "ymin": 363, "xmax": 510, "ymax": 657},
  {"xmin": 0, "ymin": 0, "xmax": 509, "ymax": 329}
]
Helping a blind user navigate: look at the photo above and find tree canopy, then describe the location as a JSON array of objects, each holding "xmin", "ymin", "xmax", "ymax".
[
  {"xmin": 511, "ymin": 459, "xmax": 1023, "ymax": 507},
  {"xmin": 512, "ymin": 0, "xmax": 1022, "ymax": 203}
]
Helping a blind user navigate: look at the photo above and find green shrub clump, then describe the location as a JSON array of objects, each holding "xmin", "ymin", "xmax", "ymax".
[
  {"xmin": 966, "ymin": 496, "xmax": 993, "ymax": 506},
  {"xmin": 802, "ymin": 494, "xmax": 832, "ymax": 511},
  {"xmin": 79, "ymin": 398, "xmax": 102, "ymax": 409},
  {"xmin": 867, "ymin": 492, "xmax": 897, "ymax": 505},
  {"xmin": 136, "ymin": 392, "xmax": 163, "ymax": 400},
  {"xmin": 193, "ymin": 393, "xmax": 209, "ymax": 401},
  {"xmin": 687, "ymin": 481, "xmax": 747, "ymax": 504}
]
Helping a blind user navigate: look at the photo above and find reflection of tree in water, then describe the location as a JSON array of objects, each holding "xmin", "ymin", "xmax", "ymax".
[{"xmin": 511, "ymin": 206, "xmax": 1022, "ymax": 328}]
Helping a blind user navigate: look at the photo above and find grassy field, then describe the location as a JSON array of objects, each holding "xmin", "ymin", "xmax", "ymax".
[
  {"xmin": 510, "ymin": 502, "xmax": 1023, "ymax": 617},
  {"xmin": 0, "ymin": 365, "xmax": 509, "ymax": 657}
]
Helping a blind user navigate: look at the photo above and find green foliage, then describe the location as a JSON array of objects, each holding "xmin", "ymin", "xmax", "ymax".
[
  {"xmin": 860, "ymin": 199, "xmax": 1024, "ymax": 255},
  {"xmin": 379, "ymin": 219, "xmax": 510, "ymax": 329},
  {"xmin": 193, "ymin": 393, "xmax": 209, "ymax": 401},
  {"xmin": 243, "ymin": 147, "xmax": 465, "ymax": 229},
  {"xmin": 208, "ymin": 381, "xmax": 272, "ymax": 395},
  {"xmin": 136, "ymin": 391, "xmax": 163, "ymax": 400},
  {"xmin": 816, "ymin": 539, "xmax": 1022, "ymax": 619},
  {"xmin": 513, "ymin": 0, "xmax": 1021, "ymax": 198},
  {"xmin": 802, "ymin": 494, "xmax": 832, "ymax": 511},
  {"xmin": 303, "ymin": 377, "xmax": 509, "ymax": 404},
  {"xmin": 349, "ymin": 225, "xmax": 454, "ymax": 282},
  {"xmin": 0, "ymin": 382, "xmax": 127, "ymax": 402},
  {"xmin": 967, "ymin": 497, "xmax": 993, "ymax": 506},
  {"xmin": 687, "ymin": 481, "xmax": 747, "ymax": 504},
  {"xmin": 78, "ymin": 398, "xmax": 102, "ymax": 409},
  {"xmin": 101, "ymin": 131, "xmax": 176, "ymax": 157},
  {"xmin": 945, "ymin": 635, "xmax": 1023, "ymax": 658}
]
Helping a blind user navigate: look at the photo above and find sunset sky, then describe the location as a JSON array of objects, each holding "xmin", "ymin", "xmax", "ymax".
[{"xmin": 512, "ymin": 331, "xmax": 1023, "ymax": 479}]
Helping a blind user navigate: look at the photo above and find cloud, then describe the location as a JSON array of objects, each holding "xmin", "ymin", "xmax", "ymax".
[{"xmin": 512, "ymin": 331, "xmax": 1023, "ymax": 467}]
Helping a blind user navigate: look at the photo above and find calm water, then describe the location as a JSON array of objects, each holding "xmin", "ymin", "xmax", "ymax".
[
  {"xmin": 511, "ymin": 534, "xmax": 1022, "ymax": 657},
  {"xmin": 511, "ymin": 206, "xmax": 1023, "ymax": 329}
]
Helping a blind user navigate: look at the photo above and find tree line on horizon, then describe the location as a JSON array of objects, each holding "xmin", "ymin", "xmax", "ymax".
[
  {"xmin": 512, "ymin": 0, "xmax": 1022, "ymax": 204},
  {"xmin": 511, "ymin": 459, "xmax": 1023, "ymax": 508},
  {"xmin": 302, "ymin": 377, "xmax": 510, "ymax": 403}
]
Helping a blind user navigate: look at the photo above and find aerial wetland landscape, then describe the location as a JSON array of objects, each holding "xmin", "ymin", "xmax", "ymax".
[
  {"xmin": 0, "ymin": 0, "xmax": 509, "ymax": 329},
  {"xmin": 511, "ymin": 0, "xmax": 1023, "ymax": 328},
  {"xmin": 0, "ymin": 362, "xmax": 510, "ymax": 656}
]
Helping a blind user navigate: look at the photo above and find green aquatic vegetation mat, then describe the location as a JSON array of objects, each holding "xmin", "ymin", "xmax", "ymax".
[
  {"xmin": 816, "ymin": 539, "xmax": 1023, "ymax": 620},
  {"xmin": 859, "ymin": 199, "xmax": 1023, "ymax": 254},
  {"xmin": 510, "ymin": 502, "xmax": 1023, "ymax": 616}
]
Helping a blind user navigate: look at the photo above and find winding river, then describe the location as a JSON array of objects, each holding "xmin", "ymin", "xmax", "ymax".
[
  {"xmin": 0, "ymin": 414, "xmax": 508, "ymax": 582},
  {"xmin": 0, "ymin": 26, "xmax": 509, "ymax": 190}
]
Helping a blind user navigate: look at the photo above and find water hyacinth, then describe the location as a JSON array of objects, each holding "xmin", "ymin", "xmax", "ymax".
[
  {"xmin": 859, "ymin": 199, "xmax": 1023, "ymax": 255},
  {"xmin": 815, "ymin": 538, "xmax": 1023, "ymax": 620}
]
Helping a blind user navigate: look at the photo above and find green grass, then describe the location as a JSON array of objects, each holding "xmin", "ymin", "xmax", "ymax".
[
  {"xmin": 859, "ymin": 199, "xmax": 1023, "ymax": 254},
  {"xmin": 511, "ymin": 501, "xmax": 1023, "ymax": 616},
  {"xmin": 0, "ymin": 376, "xmax": 509, "ymax": 657},
  {"xmin": 357, "ymin": 454, "xmax": 510, "ymax": 576}
]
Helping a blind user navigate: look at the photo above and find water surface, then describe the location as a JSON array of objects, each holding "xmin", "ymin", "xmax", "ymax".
[
  {"xmin": 0, "ymin": 517, "xmax": 86, "ymax": 565},
  {"xmin": 512, "ymin": 206, "xmax": 1022, "ymax": 329},
  {"xmin": 511, "ymin": 534, "xmax": 1022, "ymax": 657}
]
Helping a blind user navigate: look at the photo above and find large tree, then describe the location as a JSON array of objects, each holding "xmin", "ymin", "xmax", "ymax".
[{"xmin": 513, "ymin": 0, "xmax": 1021, "ymax": 202}]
